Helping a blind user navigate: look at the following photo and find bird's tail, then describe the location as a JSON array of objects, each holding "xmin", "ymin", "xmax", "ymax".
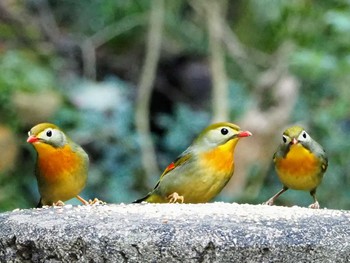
[
  {"xmin": 133, "ymin": 192, "xmax": 167, "ymax": 203},
  {"xmin": 36, "ymin": 199, "xmax": 43, "ymax": 208},
  {"xmin": 133, "ymin": 193, "xmax": 151, "ymax": 203}
]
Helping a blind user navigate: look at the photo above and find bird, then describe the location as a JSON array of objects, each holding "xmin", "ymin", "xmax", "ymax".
[
  {"xmin": 134, "ymin": 122, "xmax": 252, "ymax": 203},
  {"xmin": 27, "ymin": 123, "xmax": 89, "ymax": 208},
  {"xmin": 264, "ymin": 126, "xmax": 328, "ymax": 209}
]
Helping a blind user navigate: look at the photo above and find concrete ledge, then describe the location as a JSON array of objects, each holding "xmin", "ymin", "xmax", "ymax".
[{"xmin": 0, "ymin": 203, "xmax": 349, "ymax": 262}]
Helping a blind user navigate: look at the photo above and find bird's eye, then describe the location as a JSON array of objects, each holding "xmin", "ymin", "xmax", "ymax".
[
  {"xmin": 221, "ymin": 128, "xmax": 229, "ymax": 135},
  {"xmin": 297, "ymin": 130, "xmax": 310, "ymax": 142},
  {"xmin": 282, "ymin": 135, "xmax": 287, "ymax": 143},
  {"xmin": 46, "ymin": 129, "xmax": 52, "ymax": 137}
]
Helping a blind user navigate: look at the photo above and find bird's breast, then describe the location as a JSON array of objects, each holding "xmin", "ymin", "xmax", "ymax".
[
  {"xmin": 34, "ymin": 143, "xmax": 85, "ymax": 182},
  {"xmin": 275, "ymin": 144, "xmax": 323, "ymax": 190},
  {"xmin": 199, "ymin": 139, "xmax": 237, "ymax": 176}
]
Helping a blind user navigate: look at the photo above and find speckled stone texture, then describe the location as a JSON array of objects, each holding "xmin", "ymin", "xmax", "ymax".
[{"xmin": 0, "ymin": 203, "xmax": 349, "ymax": 262}]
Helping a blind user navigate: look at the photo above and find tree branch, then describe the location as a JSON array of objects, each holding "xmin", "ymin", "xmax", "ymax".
[
  {"xmin": 135, "ymin": 0, "xmax": 164, "ymax": 186},
  {"xmin": 35, "ymin": 0, "xmax": 146, "ymax": 80},
  {"xmin": 33, "ymin": 0, "xmax": 63, "ymax": 45},
  {"xmin": 203, "ymin": 0, "xmax": 229, "ymax": 122},
  {"xmin": 81, "ymin": 14, "xmax": 146, "ymax": 79}
]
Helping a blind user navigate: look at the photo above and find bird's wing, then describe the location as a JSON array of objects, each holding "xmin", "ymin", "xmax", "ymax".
[
  {"xmin": 305, "ymin": 140, "xmax": 328, "ymax": 173},
  {"xmin": 159, "ymin": 152, "xmax": 192, "ymax": 181},
  {"xmin": 319, "ymin": 153, "xmax": 328, "ymax": 172},
  {"xmin": 133, "ymin": 151, "xmax": 192, "ymax": 203}
]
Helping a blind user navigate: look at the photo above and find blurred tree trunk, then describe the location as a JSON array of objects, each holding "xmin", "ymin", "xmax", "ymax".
[
  {"xmin": 223, "ymin": 44, "xmax": 300, "ymax": 199},
  {"xmin": 135, "ymin": 0, "xmax": 164, "ymax": 186},
  {"xmin": 190, "ymin": 2, "xmax": 299, "ymax": 201},
  {"xmin": 204, "ymin": 0, "xmax": 229, "ymax": 122}
]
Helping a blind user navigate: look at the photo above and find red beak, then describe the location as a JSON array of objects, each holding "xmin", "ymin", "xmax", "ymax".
[
  {"xmin": 237, "ymin": 130, "xmax": 252, "ymax": 138},
  {"xmin": 27, "ymin": 135, "xmax": 39, "ymax": 143},
  {"xmin": 292, "ymin": 138, "xmax": 298, "ymax": 144}
]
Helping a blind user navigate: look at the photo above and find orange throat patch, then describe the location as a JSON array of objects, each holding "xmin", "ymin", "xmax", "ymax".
[
  {"xmin": 200, "ymin": 138, "xmax": 238, "ymax": 175},
  {"xmin": 275, "ymin": 143, "xmax": 322, "ymax": 190},
  {"xmin": 34, "ymin": 142, "xmax": 81, "ymax": 183}
]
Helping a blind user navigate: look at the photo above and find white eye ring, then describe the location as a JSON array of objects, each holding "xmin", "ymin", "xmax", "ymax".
[
  {"xmin": 298, "ymin": 130, "xmax": 309, "ymax": 141},
  {"xmin": 45, "ymin": 129, "xmax": 53, "ymax": 138},
  {"xmin": 282, "ymin": 135, "xmax": 289, "ymax": 144}
]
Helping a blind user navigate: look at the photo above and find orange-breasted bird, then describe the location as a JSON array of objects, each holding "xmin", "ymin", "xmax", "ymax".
[
  {"xmin": 264, "ymin": 126, "xmax": 328, "ymax": 209},
  {"xmin": 27, "ymin": 123, "xmax": 89, "ymax": 208},
  {"xmin": 134, "ymin": 122, "xmax": 252, "ymax": 203}
]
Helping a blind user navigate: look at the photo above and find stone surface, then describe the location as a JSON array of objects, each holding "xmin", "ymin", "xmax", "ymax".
[{"xmin": 0, "ymin": 203, "xmax": 350, "ymax": 262}]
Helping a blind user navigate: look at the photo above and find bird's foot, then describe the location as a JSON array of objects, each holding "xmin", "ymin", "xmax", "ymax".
[
  {"xmin": 262, "ymin": 198, "xmax": 274, "ymax": 206},
  {"xmin": 167, "ymin": 192, "xmax": 184, "ymax": 203},
  {"xmin": 75, "ymin": 195, "xmax": 89, "ymax": 205},
  {"xmin": 308, "ymin": 201, "xmax": 320, "ymax": 209},
  {"xmin": 88, "ymin": 198, "xmax": 106, "ymax": 205},
  {"xmin": 52, "ymin": 200, "xmax": 65, "ymax": 207},
  {"xmin": 76, "ymin": 195, "xmax": 106, "ymax": 206}
]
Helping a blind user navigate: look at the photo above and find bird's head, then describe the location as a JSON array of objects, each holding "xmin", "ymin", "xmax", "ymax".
[
  {"xmin": 193, "ymin": 122, "xmax": 252, "ymax": 151},
  {"xmin": 281, "ymin": 126, "xmax": 312, "ymax": 146},
  {"xmin": 27, "ymin": 123, "xmax": 67, "ymax": 148}
]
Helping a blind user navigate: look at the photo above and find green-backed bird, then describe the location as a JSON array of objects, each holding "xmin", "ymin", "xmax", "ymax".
[{"xmin": 134, "ymin": 122, "xmax": 252, "ymax": 203}]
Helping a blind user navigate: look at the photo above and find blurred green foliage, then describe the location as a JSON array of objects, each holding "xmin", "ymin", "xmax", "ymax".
[
  {"xmin": 0, "ymin": 0, "xmax": 350, "ymax": 211},
  {"xmin": 0, "ymin": 50, "xmax": 55, "ymax": 125}
]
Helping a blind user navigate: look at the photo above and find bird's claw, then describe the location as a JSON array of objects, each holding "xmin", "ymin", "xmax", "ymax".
[
  {"xmin": 167, "ymin": 192, "xmax": 184, "ymax": 203},
  {"xmin": 263, "ymin": 199, "xmax": 274, "ymax": 206},
  {"xmin": 52, "ymin": 200, "xmax": 65, "ymax": 207},
  {"xmin": 88, "ymin": 198, "xmax": 106, "ymax": 205},
  {"xmin": 308, "ymin": 201, "xmax": 320, "ymax": 209}
]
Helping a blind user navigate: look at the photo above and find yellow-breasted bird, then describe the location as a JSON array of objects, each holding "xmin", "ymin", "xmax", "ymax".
[
  {"xmin": 27, "ymin": 123, "xmax": 89, "ymax": 208},
  {"xmin": 264, "ymin": 126, "xmax": 328, "ymax": 209},
  {"xmin": 134, "ymin": 122, "xmax": 252, "ymax": 203}
]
